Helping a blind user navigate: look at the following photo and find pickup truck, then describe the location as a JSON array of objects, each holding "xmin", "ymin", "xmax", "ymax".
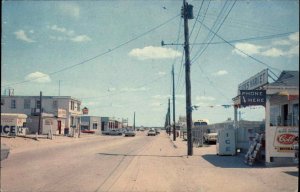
[{"xmin": 203, "ymin": 132, "xmax": 218, "ymax": 144}]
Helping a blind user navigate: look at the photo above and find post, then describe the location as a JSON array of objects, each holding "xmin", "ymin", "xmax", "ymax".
[
  {"xmin": 183, "ymin": 0, "xmax": 193, "ymax": 156},
  {"xmin": 38, "ymin": 91, "xmax": 42, "ymax": 135},
  {"xmin": 172, "ymin": 65, "xmax": 176, "ymax": 141},
  {"xmin": 133, "ymin": 112, "xmax": 136, "ymax": 131},
  {"xmin": 168, "ymin": 98, "xmax": 171, "ymax": 136}
]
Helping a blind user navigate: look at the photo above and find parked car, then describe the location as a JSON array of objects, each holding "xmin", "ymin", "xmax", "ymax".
[
  {"xmin": 124, "ymin": 129, "xmax": 136, "ymax": 137},
  {"xmin": 109, "ymin": 129, "xmax": 122, "ymax": 136},
  {"xmin": 147, "ymin": 129, "xmax": 156, "ymax": 136},
  {"xmin": 204, "ymin": 132, "xmax": 218, "ymax": 144},
  {"xmin": 155, "ymin": 128, "xmax": 160, "ymax": 135},
  {"xmin": 101, "ymin": 130, "xmax": 110, "ymax": 135}
]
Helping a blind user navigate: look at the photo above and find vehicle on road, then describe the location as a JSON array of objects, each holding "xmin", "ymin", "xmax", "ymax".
[
  {"xmin": 204, "ymin": 131, "xmax": 218, "ymax": 144},
  {"xmin": 101, "ymin": 130, "xmax": 110, "ymax": 135},
  {"xmin": 124, "ymin": 129, "xmax": 136, "ymax": 137},
  {"xmin": 147, "ymin": 129, "xmax": 156, "ymax": 136},
  {"xmin": 155, "ymin": 128, "xmax": 160, "ymax": 135},
  {"xmin": 109, "ymin": 129, "xmax": 122, "ymax": 136}
]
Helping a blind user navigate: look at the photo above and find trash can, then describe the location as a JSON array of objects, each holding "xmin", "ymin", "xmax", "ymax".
[{"xmin": 64, "ymin": 128, "xmax": 69, "ymax": 136}]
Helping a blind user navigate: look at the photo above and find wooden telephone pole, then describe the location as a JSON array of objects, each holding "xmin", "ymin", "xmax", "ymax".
[
  {"xmin": 182, "ymin": 0, "xmax": 194, "ymax": 156},
  {"xmin": 172, "ymin": 65, "xmax": 176, "ymax": 141}
]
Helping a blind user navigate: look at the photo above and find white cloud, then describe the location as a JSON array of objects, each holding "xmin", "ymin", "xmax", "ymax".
[
  {"xmin": 196, "ymin": 96, "xmax": 215, "ymax": 101},
  {"xmin": 25, "ymin": 72, "xmax": 51, "ymax": 83},
  {"xmin": 150, "ymin": 102, "xmax": 162, "ymax": 107},
  {"xmin": 232, "ymin": 43, "xmax": 262, "ymax": 57},
  {"xmin": 121, "ymin": 87, "xmax": 147, "ymax": 92},
  {"xmin": 14, "ymin": 30, "xmax": 35, "ymax": 43},
  {"xmin": 261, "ymin": 48, "xmax": 284, "ymax": 57},
  {"xmin": 213, "ymin": 70, "xmax": 228, "ymax": 76},
  {"xmin": 59, "ymin": 3, "xmax": 80, "ymax": 18},
  {"xmin": 289, "ymin": 32, "xmax": 299, "ymax": 42},
  {"xmin": 152, "ymin": 94, "xmax": 171, "ymax": 99},
  {"xmin": 48, "ymin": 25, "xmax": 75, "ymax": 36},
  {"xmin": 71, "ymin": 35, "xmax": 91, "ymax": 42},
  {"xmin": 129, "ymin": 46, "xmax": 182, "ymax": 60},
  {"xmin": 158, "ymin": 71, "xmax": 166, "ymax": 76}
]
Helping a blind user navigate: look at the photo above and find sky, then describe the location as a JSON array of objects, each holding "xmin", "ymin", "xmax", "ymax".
[{"xmin": 1, "ymin": 0, "xmax": 299, "ymax": 127}]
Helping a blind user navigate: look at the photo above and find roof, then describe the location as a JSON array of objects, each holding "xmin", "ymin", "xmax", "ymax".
[{"xmin": 269, "ymin": 71, "xmax": 299, "ymax": 87}]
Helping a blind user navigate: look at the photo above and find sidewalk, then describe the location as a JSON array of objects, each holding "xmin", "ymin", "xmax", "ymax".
[{"xmin": 0, "ymin": 133, "xmax": 101, "ymax": 153}]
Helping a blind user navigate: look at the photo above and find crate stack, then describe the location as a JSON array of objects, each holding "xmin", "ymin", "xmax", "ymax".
[{"xmin": 244, "ymin": 133, "xmax": 264, "ymax": 166}]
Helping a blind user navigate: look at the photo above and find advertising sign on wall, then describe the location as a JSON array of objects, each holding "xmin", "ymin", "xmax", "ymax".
[{"xmin": 273, "ymin": 127, "xmax": 298, "ymax": 152}]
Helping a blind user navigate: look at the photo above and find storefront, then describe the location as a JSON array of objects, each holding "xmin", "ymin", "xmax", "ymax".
[{"xmin": 233, "ymin": 69, "xmax": 299, "ymax": 165}]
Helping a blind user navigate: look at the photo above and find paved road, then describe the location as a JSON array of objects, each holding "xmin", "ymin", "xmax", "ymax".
[{"xmin": 1, "ymin": 132, "xmax": 298, "ymax": 192}]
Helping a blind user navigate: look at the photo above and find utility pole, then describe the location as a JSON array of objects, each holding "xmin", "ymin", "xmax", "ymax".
[
  {"xmin": 172, "ymin": 65, "xmax": 176, "ymax": 141},
  {"xmin": 182, "ymin": 0, "xmax": 194, "ymax": 156},
  {"xmin": 133, "ymin": 112, "xmax": 136, "ymax": 131},
  {"xmin": 59, "ymin": 80, "xmax": 61, "ymax": 96},
  {"xmin": 168, "ymin": 98, "xmax": 171, "ymax": 136},
  {"xmin": 38, "ymin": 91, "xmax": 42, "ymax": 135}
]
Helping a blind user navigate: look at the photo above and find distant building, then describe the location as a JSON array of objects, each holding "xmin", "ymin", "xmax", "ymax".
[
  {"xmin": 1, "ymin": 95, "xmax": 82, "ymax": 136},
  {"xmin": 80, "ymin": 115, "xmax": 101, "ymax": 133}
]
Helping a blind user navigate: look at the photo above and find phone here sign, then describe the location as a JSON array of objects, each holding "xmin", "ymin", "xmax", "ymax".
[{"xmin": 240, "ymin": 90, "xmax": 266, "ymax": 107}]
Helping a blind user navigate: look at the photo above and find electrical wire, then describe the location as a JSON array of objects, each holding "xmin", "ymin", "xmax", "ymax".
[
  {"xmin": 196, "ymin": 18, "xmax": 282, "ymax": 73},
  {"xmin": 3, "ymin": 14, "xmax": 180, "ymax": 88},
  {"xmin": 191, "ymin": 0, "xmax": 237, "ymax": 63}
]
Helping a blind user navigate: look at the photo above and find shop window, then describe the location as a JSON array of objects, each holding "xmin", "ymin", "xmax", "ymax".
[
  {"xmin": 293, "ymin": 104, "xmax": 299, "ymax": 126},
  {"xmin": 24, "ymin": 99, "xmax": 31, "ymax": 109},
  {"xmin": 283, "ymin": 104, "xmax": 288, "ymax": 126},
  {"xmin": 11, "ymin": 99, "xmax": 16, "ymax": 109},
  {"xmin": 93, "ymin": 123, "xmax": 98, "ymax": 129},
  {"xmin": 270, "ymin": 105, "xmax": 280, "ymax": 126}
]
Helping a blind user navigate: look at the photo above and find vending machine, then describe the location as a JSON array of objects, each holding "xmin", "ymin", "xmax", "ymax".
[{"xmin": 216, "ymin": 128, "xmax": 236, "ymax": 156}]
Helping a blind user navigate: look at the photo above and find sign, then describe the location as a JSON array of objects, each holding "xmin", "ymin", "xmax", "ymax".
[
  {"xmin": 273, "ymin": 126, "xmax": 298, "ymax": 152},
  {"xmin": 240, "ymin": 90, "xmax": 266, "ymax": 106},
  {"xmin": 238, "ymin": 69, "xmax": 268, "ymax": 93},
  {"xmin": 57, "ymin": 109, "xmax": 67, "ymax": 118},
  {"xmin": 82, "ymin": 107, "xmax": 88, "ymax": 115}
]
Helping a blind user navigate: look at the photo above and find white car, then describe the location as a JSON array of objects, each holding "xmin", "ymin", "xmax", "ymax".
[
  {"xmin": 147, "ymin": 129, "xmax": 156, "ymax": 136},
  {"xmin": 204, "ymin": 132, "xmax": 218, "ymax": 144}
]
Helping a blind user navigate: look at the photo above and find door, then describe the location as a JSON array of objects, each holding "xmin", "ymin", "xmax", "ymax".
[{"xmin": 58, "ymin": 120, "xmax": 61, "ymax": 134}]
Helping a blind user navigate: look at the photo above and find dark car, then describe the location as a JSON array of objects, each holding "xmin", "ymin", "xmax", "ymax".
[
  {"xmin": 109, "ymin": 129, "xmax": 122, "ymax": 136},
  {"xmin": 124, "ymin": 129, "xmax": 136, "ymax": 137},
  {"xmin": 101, "ymin": 130, "xmax": 110, "ymax": 135}
]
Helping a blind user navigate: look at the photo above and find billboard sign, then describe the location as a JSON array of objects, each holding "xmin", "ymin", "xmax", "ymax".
[
  {"xmin": 238, "ymin": 69, "xmax": 268, "ymax": 94},
  {"xmin": 240, "ymin": 90, "xmax": 266, "ymax": 106}
]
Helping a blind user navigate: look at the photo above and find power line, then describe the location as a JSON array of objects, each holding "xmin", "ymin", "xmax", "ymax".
[
  {"xmin": 196, "ymin": 18, "xmax": 282, "ymax": 73},
  {"xmin": 191, "ymin": 0, "xmax": 237, "ymax": 63},
  {"xmin": 3, "ymin": 14, "xmax": 180, "ymax": 88},
  {"xmin": 190, "ymin": 31, "xmax": 297, "ymax": 45}
]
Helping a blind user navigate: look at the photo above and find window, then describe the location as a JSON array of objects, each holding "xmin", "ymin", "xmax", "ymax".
[
  {"xmin": 53, "ymin": 100, "xmax": 58, "ymax": 108},
  {"xmin": 93, "ymin": 123, "xmax": 98, "ymax": 129},
  {"xmin": 24, "ymin": 99, "xmax": 31, "ymax": 109},
  {"xmin": 36, "ymin": 100, "xmax": 41, "ymax": 109},
  {"xmin": 77, "ymin": 103, "xmax": 80, "ymax": 112},
  {"xmin": 70, "ymin": 101, "xmax": 75, "ymax": 110},
  {"xmin": 292, "ymin": 104, "xmax": 299, "ymax": 126},
  {"xmin": 11, "ymin": 99, "xmax": 16, "ymax": 109},
  {"xmin": 1, "ymin": 99, "xmax": 5, "ymax": 106}
]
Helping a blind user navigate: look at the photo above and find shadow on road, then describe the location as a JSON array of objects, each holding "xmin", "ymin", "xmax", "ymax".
[
  {"xmin": 98, "ymin": 152, "xmax": 185, "ymax": 158},
  {"xmin": 283, "ymin": 171, "xmax": 299, "ymax": 177},
  {"xmin": 202, "ymin": 154, "xmax": 266, "ymax": 168}
]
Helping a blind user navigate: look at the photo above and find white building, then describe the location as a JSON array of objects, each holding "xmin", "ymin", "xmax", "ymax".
[{"xmin": 1, "ymin": 95, "xmax": 82, "ymax": 135}]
